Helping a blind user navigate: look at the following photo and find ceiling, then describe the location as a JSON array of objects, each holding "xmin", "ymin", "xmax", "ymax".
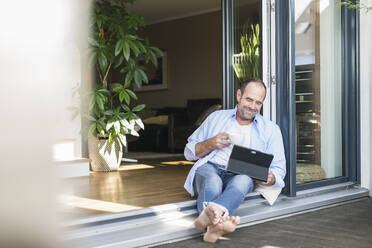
[{"xmin": 126, "ymin": 0, "xmax": 221, "ymax": 25}]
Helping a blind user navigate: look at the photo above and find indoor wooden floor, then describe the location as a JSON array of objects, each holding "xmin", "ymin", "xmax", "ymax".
[{"xmin": 59, "ymin": 156, "xmax": 195, "ymax": 219}]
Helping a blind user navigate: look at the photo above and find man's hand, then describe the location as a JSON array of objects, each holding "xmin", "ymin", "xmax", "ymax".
[
  {"xmin": 195, "ymin": 133, "xmax": 230, "ymax": 158},
  {"xmin": 209, "ymin": 133, "xmax": 230, "ymax": 150},
  {"xmin": 255, "ymin": 170, "xmax": 276, "ymax": 186}
]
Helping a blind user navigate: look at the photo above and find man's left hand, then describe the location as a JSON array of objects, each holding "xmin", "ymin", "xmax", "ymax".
[{"xmin": 255, "ymin": 170, "xmax": 276, "ymax": 186}]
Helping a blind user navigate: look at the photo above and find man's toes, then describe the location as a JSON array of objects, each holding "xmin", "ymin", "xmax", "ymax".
[{"xmin": 232, "ymin": 216, "xmax": 240, "ymax": 225}]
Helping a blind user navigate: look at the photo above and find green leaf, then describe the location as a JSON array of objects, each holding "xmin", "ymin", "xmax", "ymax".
[
  {"xmin": 131, "ymin": 113, "xmax": 140, "ymax": 120},
  {"xmin": 149, "ymin": 51, "xmax": 158, "ymax": 67},
  {"xmin": 137, "ymin": 69, "xmax": 148, "ymax": 84},
  {"xmin": 88, "ymin": 51, "xmax": 97, "ymax": 69},
  {"xmin": 125, "ymin": 89, "xmax": 138, "ymax": 100},
  {"xmin": 97, "ymin": 19, "xmax": 102, "ymax": 28},
  {"xmin": 118, "ymin": 134, "xmax": 127, "ymax": 146},
  {"xmin": 121, "ymin": 104, "xmax": 131, "ymax": 112},
  {"xmin": 119, "ymin": 90, "xmax": 129, "ymax": 103},
  {"xmin": 88, "ymin": 123, "xmax": 97, "ymax": 136},
  {"xmin": 114, "ymin": 121, "xmax": 121, "ymax": 134},
  {"xmin": 124, "ymin": 91, "xmax": 130, "ymax": 105},
  {"xmin": 122, "ymin": 112, "xmax": 131, "ymax": 119},
  {"xmin": 97, "ymin": 88, "xmax": 110, "ymax": 95},
  {"xmin": 97, "ymin": 123, "xmax": 104, "ymax": 135},
  {"xmin": 114, "ymin": 55, "xmax": 124, "ymax": 69},
  {"xmin": 106, "ymin": 121, "xmax": 114, "ymax": 131},
  {"xmin": 114, "ymin": 40, "xmax": 123, "ymax": 56},
  {"xmin": 123, "ymin": 80, "xmax": 131, "ymax": 89},
  {"xmin": 86, "ymin": 115, "xmax": 96, "ymax": 122},
  {"xmin": 125, "ymin": 70, "xmax": 134, "ymax": 83},
  {"xmin": 130, "ymin": 129, "xmax": 139, "ymax": 137},
  {"xmin": 126, "ymin": 34, "xmax": 137, "ymax": 40},
  {"xmin": 96, "ymin": 95, "xmax": 104, "ymax": 111},
  {"xmin": 112, "ymin": 83, "xmax": 123, "ymax": 93},
  {"xmin": 134, "ymin": 70, "xmax": 142, "ymax": 88},
  {"xmin": 120, "ymin": 119, "xmax": 132, "ymax": 129},
  {"xmin": 137, "ymin": 42, "xmax": 147, "ymax": 52},
  {"xmin": 89, "ymin": 95, "xmax": 96, "ymax": 110},
  {"xmin": 132, "ymin": 104, "xmax": 145, "ymax": 112},
  {"xmin": 151, "ymin": 47, "xmax": 164, "ymax": 57},
  {"xmin": 123, "ymin": 41, "xmax": 130, "ymax": 61},
  {"xmin": 104, "ymin": 110, "xmax": 114, "ymax": 115},
  {"xmin": 98, "ymin": 118, "xmax": 106, "ymax": 129},
  {"xmin": 98, "ymin": 52, "xmax": 108, "ymax": 73},
  {"xmin": 134, "ymin": 118, "xmax": 144, "ymax": 130},
  {"xmin": 128, "ymin": 40, "xmax": 140, "ymax": 56},
  {"xmin": 88, "ymin": 37, "xmax": 99, "ymax": 47}
]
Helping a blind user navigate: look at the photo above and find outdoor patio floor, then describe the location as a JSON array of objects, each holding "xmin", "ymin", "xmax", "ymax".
[{"xmin": 155, "ymin": 197, "xmax": 372, "ymax": 248}]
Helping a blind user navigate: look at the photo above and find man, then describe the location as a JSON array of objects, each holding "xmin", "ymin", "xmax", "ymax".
[{"xmin": 184, "ymin": 79, "xmax": 286, "ymax": 243}]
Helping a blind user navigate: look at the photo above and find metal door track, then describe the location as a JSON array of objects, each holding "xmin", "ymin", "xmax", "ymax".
[{"xmin": 62, "ymin": 182, "xmax": 369, "ymax": 248}]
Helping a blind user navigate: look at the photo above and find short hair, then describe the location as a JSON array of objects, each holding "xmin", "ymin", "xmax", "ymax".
[{"xmin": 239, "ymin": 78, "xmax": 267, "ymax": 99}]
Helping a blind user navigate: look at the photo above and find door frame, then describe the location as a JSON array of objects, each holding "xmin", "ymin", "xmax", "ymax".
[{"xmin": 222, "ymin": 0, "xmax": 360, "ymax": 196}]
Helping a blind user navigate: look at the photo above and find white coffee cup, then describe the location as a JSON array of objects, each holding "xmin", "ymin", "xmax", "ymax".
[{"xmin": 227, "ymin": 132, "xmax": 244, "ymax": 145}]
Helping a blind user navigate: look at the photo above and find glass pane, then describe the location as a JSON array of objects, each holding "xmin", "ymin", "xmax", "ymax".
[
  {"xmin": 295, "ymin": 0, "xmax": 343, "ymax": 184},
  {"xmin": 231, "ymin": 0, "xmax": 261, "ymax": 101}
]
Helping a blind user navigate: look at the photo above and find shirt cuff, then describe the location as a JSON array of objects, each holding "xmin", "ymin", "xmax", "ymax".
[
  {"xmin": 270, "ymin": 168, "xmax": 285, "ymax": 188},
  {"xmin": 184, "ymin": 141, "xmax": 199, "ymax": 161}
]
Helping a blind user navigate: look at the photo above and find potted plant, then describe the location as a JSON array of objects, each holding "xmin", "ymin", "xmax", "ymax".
[
  {"xmin": 82, "ymin": 0, "xmax": 163, "ymax": 171},
  {"xmin": 233, "ymin": 23, "xmax": 260, "ymax": 81}
]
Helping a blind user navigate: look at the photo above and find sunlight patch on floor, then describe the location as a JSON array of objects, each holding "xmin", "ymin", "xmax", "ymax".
[
  {"xmin": 149, "ymin": 204, "xmax": 194, "ymax": 227},
  {"xmin": 59, "ymin": 194, "xmax": 142, "ymax": 212},
  {"xmin": 160, "ymin": 161, "xmax": 195, "ymax": 166},
  {"xmin": 118, "ymin": 164, "xmax": 155, "ymax": 171}
]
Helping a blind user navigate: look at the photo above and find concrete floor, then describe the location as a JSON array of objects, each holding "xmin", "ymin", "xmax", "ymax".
[{"xmin": 155, "ymin": 197, "xmax": 372, "ymax": 248}]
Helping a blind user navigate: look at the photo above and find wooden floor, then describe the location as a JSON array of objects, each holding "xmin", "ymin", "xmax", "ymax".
[
  {"xmin": 156, "ymin": 198, "xmax": 372, "ymax": 248},
  {"xmin": 59, "ymin": 156, "xmax": 194, "ymax": 219}
]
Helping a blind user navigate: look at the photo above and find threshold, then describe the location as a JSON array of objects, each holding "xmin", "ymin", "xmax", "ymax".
[{"xmin": 61, "ymin": 182, "xmax": 369, "ymax": 248}]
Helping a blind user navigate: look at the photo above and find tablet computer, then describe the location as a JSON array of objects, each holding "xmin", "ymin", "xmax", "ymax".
[{"xmin": 227, "ymin": 145, "xmax": 273, "ymax": 182}]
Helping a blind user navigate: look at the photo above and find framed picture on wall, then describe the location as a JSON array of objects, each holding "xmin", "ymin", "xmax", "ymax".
[{"xmin": 134, "ymin": 51, "xmax": 168, "ymax": 92}]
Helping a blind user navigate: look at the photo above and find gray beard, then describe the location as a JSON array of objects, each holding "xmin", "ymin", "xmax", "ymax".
[{"xmin": 237, "ymin": 107, "xmax": 256, "ymax": 121}]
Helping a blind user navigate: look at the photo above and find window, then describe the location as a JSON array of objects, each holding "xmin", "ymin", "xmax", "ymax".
[{"xmin": 295, "ymin": 0, "xmax": 343, "ymax": 184}]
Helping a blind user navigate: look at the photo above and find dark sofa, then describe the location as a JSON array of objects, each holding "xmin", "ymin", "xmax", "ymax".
[{"xmin": 128, "ymin": 98, "xmax": 222, "ymax": 153}]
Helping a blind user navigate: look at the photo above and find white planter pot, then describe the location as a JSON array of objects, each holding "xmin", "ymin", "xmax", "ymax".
[{"xmin": 88, "ymin": 136, "xmax": 123, "ymax": 172}]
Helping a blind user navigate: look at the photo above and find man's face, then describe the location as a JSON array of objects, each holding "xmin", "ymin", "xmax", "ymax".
[{"xmin": 236, "ymin": 82, "xmax": 266, "ymax": 121}]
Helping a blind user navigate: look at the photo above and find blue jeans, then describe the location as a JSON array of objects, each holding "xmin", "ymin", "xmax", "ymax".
[{"xmin": 194, "ymin": 162, "xmax": 254, "ymax": 216}]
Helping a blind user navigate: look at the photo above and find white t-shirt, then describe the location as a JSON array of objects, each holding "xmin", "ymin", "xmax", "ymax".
[{"xmin": 209, "ymin": 119, "xmax": 252, "ymax": 168}]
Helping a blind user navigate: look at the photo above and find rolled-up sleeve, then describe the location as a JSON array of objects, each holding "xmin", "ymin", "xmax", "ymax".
[
  {"xmin": 184, "ymin": 140, "xmax": 199, "ymax": 161},
  {"xmin": 267, "ymin": 125, "xmax": 286, "ymax": 188},
  {"xmin": 184, "ymin": 113, "xmax": 213, "ymax": 161}
]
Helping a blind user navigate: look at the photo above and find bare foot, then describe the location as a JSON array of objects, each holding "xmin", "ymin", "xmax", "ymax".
[
  {"xmin": 194, "ymin": 204, "xmax": 224, "ymax": 230},
  {"xmin": 203, "ymin": 216, "xmax": 240, "ymax": 243}
]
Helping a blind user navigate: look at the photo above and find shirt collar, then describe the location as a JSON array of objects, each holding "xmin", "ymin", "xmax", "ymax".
[{"xmin": 232, "ymin": 105, "xmax": 261, "ymax": 125}]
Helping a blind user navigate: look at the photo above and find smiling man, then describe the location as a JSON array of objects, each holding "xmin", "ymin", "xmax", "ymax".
[{"xmin": 183, "ymin": 78, "xmax": 286, "ymax": 243}]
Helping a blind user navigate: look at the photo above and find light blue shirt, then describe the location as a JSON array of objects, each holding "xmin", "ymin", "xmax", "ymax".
[{"xmin": 184, "ymin": 107, "xmax": 286, "ymax": 196}]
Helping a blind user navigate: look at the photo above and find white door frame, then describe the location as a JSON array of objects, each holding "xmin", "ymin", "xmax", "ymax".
[{"xmin": 262, "ymin": 0, "xmax": 276, "ymax": 122}]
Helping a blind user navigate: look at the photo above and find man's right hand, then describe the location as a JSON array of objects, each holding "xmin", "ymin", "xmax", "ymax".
[
  {"xmin": 195, "ymin": 133, "xmax": 230, "ymax": 158},
  {"xmin": 209, "ymin": 133, "xmax": 231, "ymax": 149}
]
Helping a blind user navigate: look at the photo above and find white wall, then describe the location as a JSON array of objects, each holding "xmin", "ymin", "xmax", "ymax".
[
  {"xmin": 0, "ymin": 0, "xmax": 88, "ymax": 246},
  {"xmin": 134, "ymin": 11, "xmax": 222, "ymax": 109},
  {"xmin": 360, "ymin": 0, "xmax": 372, "ymax": 196}
]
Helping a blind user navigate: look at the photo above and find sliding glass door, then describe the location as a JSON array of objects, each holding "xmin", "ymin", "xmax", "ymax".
[
  {"xmin": 294, "ymin": 0, "xmax": 343, "ymax": 184},
  {"xmin": 224, "ymin": 0, "xmax": 360, "ymax": 195},
  {"xmin": 223, "ymin": 0, "xmax": 275, "ymax": 121}
]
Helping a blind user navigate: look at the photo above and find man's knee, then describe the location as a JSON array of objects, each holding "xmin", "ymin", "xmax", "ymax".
[
  {"xmin": 195, "ymin": 163, "xmax": 216, "ymax": 177},
  {"xmin": 195, "ymin": 165, "xmax": 222, "ymax": 194},
  {"xmin": 230, "ymin": 175, "xmax": 254, "ymax": 194}
]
